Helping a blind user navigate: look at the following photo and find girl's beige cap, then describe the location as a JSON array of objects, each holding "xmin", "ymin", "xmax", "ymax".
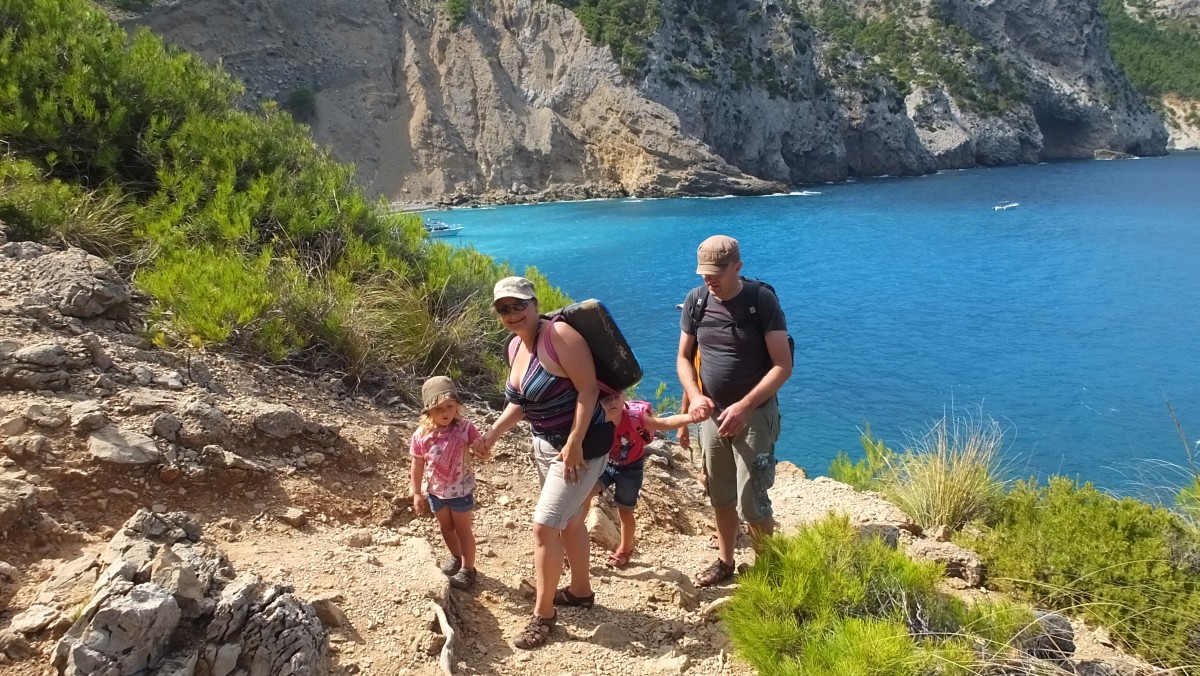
[{"xmin": 421, "ymin": 376, "xmax": 457, "ymax": 411}]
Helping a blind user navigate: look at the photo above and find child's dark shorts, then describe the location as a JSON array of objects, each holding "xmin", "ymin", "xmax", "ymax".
[
  {"xmin": 597, "ymin": 458, "xmax": 644, "ymax": 509},
  {"xmin": 428, "ymin": 493, "xmax": 475, "ymax": 513}
]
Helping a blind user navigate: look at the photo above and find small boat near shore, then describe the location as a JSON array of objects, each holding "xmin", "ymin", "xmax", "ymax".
[
  {"xmin": 424, "ymin": 219, "xmax": 464, "ymax": 238},
  {"xmin": 993, "ymin": 201, "xmax": 1020, "ymax": 211}
]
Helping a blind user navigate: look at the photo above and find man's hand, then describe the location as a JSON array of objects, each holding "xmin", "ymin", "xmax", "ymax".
[
  {"xmin": 716, "ymin": 399, "xmax": 753, "ymax": 437},
  {"xmin": 556, "ymin": 441, "xmax": 586, "ymax": 485},
  {"xmin": 688, "ymin": 395, "xmax": 715, "ymax": 423},
  {"xmin": 677, "ymin": 425, "xmax": 691, "ymax": 450}
]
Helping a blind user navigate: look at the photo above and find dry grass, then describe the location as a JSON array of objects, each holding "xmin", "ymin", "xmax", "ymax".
[{"xmin": 881, "ymin": 409, "xmax": 1007, "ymax": 530}]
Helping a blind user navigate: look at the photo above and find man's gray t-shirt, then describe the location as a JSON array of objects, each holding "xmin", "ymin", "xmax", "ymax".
[{"xmin": 680, "ymin": 283, "xmax": 787, "ymax": 410}]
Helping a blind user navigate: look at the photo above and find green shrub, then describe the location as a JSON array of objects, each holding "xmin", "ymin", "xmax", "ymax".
[
  {"xmin": 1100, "ymin": 0, "xmax": 1200, "ymax": 100},
  {"xmin": 139, "ymin": 245, "xmax": 280, "ymax": 345},
  {"xmin": 961, "ymin": 477, "xmax": 1200, "ymax": 668},
  {"xmin": 829, "ymin": 424, "xmax": 894, "ymax": 490},
  {"xmin": 280, "ymin": 88, "xmax": 317, "ymax": 123},
  {"xmin": 0, "ymin": 0, "xmax": 512, "ymax": 403},
  {"xmin": 445, "ymin": 0, "xmax": 469, "ymax": 29},
  {"xmin": 725, "ymin": 515, "xmax": 1035, "ymax": 674},
  {"xmin": 549, "ymin": 0, "xmax": 662, "ymax": 77}
]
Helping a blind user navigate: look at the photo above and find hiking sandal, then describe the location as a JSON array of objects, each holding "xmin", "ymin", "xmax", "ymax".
[
  {"xmin": 449, "ymin": 567, "xmax": 477, "ymax": 590},
  {"xmin": 513, "ymin": 613, "xmax": 556, "ymax": 649},
  {"xmin": 439, "ymin": 556, "xmax": 462, "ymax": 576},
  {"xmin": 694, "ymin": 558, "xmax": 735, "ymax": 587},
  {"xmin": 552, "ymin": 586, "xmax": 595, "ymax": 608},
  {"xmin": 605, "ymin": 549, "xmax": 632, "ymax": 569}
]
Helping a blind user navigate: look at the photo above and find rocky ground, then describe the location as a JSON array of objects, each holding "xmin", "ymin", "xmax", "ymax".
[{"xmin": 0, "ymin": 232, "xmax": 1165, "ymax": 675}]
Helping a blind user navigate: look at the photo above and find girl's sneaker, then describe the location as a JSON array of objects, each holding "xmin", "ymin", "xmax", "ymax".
[
  {"xmin": 439, "ymin": 556, "xmax": 462, "ymax": 576},
  {"xmin": 449, "ymin": 567, "xmax": 477, "ymax": 590}
]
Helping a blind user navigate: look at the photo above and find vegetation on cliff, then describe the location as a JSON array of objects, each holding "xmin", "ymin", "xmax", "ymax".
[
  {"xmin": 547, "ymin": 0, "xmax": 1025, "ymax": 113},
  {"xmin": 831, "ymin": 413, "xmax": 1200, "ymax": 670},
  {"xmin": 960, "ymin": 478, "xmax": 1200, "ymax": 668},
  {"xmin": 0, "ymin": 0, "xmax": 536, "ymax": 400},
  {"xmin": 1100, "ymin": 0, "xmax": 1200, "ymax": 108},
  {"xmin": 550, "ymin": 0, "xmax": 663, "ymax": 76},
  {"xmin": 725, "ymin": 515, "xmax": 1036, "ymax": 674}
]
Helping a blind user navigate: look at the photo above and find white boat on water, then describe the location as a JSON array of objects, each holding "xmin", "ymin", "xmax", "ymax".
[
  {"xmin": 424, "ymin": 219, "xmax": 464, "ymax": 238},
  {"xmin": 993, "ymin": 201, "xmax": 1020, "ymax": 211}
]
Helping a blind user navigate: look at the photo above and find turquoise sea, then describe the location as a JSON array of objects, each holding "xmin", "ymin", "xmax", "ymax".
[{"xmin": 448, "ymin": 153, "xmax": 1200, "ymax": 494}]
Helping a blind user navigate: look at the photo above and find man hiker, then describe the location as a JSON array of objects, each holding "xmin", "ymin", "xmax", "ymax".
[{"xmin": 676, "ymin": 234, "xmax": 792, "ymax": 587}]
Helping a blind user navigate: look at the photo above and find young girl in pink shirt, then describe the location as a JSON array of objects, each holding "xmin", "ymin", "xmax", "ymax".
[{"xmin": 410, "ymin": 376, "xmax": 490, "ymax": 589}]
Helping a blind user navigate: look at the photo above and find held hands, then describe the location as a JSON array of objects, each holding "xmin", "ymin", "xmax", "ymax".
[
  {"xmin": 688, "ymin": 395, "xmax": 715, "ymax": 423},
  {"xmin": 470, "ymin": 436, "xmax": 492, "ymax": 462}
]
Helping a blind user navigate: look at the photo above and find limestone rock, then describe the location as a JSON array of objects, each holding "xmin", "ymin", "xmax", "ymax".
[
  {"xmin": 151, "ymin": 412, "xmax": 182, "ymax": 442},
  {"xmin": 1015, "ymin": 610, "xmax": 1076, "ymax": 663},
  {"xmin": 0, "ymin": 342, "xmax": 70, "ymax": 391},
  {"xmin": 586, "ymin": 504, "xmax": 622, "ymax": 552},
  {"xmin": 0, "ymin": 477, "xmax": 36, "ymax": 532},
  {"xmin": 588, "ymin": 622, "xmax": 631, "ymax": 649},
  {"xmin": 88, "ymin": 425, "xmax": 162, "ymax": 465},
  {"xmin": 11, "ymin": 604, "xmax": 61, "ymax": 635},
  {"xmin": 27, "ymin": 248, "xmax": 130, "ymax": 318},
  {"xmin": 34, "ymin": 555, "xmax": 99, "ymax": 610},
  {"xmin": 53, "ymin": 583, "xmax": 181, "ymax": 675},
  {"xmin": 69, "ymin": 400, "xmax": 107, "ymax": 433},
  {"xmin": 906, "ymin": 538, "xmax": 986, "ymax": 587},
  {"xmin": 279, "ymin": 507, "xmax": 307, "ymax": 528},
  {"xmin": 25, "ymin": 403, "xmax": 68, "ymax": 428},
  {"xmin": 178, "ymin": 399, "xmax": 232, "ymax": 449},
  {"xmin": 0, "ymin": 629, "xmax": 32, "ymax": 662},
  {"xmin": 202, "ymin": 574, "xmax": 329, "ymax": 675},
  {"xmin": 251, "ymin": 403, "xmax": 306, "ymax": 439}
]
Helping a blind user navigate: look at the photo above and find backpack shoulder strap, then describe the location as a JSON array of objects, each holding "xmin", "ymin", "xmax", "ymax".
[
  {"xmin": 688, "ymin": 286, "xmax": 710, "ymax": 329},
  {"xmin": 629, "ymin": 400, "xmax": 654, "ymax": 442},
  {"xmin": 540, "ymin": 315, "xmax": 561, "ymax": 364},
  {"xmin": 506, "ymin": 335, "xmax": 519, "ymax": 365}
]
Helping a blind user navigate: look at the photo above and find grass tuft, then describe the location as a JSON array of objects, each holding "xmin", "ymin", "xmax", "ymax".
[{"xmin": 882, "ymin": 410, "xmax": 1007, "ymax": 531}]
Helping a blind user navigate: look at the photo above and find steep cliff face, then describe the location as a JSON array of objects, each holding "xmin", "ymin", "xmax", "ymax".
[
  {"xmin": 127, "ymin": 0, "xmax": 783, "ymax": 202},
  {"xmin": 936, "ymin": 0, "xmax": 1168, "ymax": 157},
  {"xmin": 125, "ymin": 0, "xmax": 1167, "ymax": 201}
]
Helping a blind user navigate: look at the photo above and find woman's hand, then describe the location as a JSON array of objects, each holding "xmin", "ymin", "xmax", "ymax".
[
  {"xmin": 412, "ymin": 494, "xmax": 427, "ymax": 516},
  {"xmin": 471, "ymin": 436, "xmax": 492, "ymax": 461},
  {"xmin": 556, "ymin": 441, "xmax": 586, "ymax": 484}
]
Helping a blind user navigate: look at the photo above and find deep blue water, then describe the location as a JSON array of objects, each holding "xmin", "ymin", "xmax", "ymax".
[{"xmin": 447, "ymin": 154, "xmax": 1200, "ymax": 494}]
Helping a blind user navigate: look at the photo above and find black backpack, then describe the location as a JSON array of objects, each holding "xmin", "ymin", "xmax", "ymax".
[
  {"xmin": 688, "ymin": 277, "xmax": 795, "ymax": 360},
  {"xmin": 506, "ymin": 298, "xmax": 643, "ymax": 394}
]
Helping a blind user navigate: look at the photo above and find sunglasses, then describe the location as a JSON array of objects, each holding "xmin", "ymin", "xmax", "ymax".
[{"xmin": 494, "ymin": 299, "xmax": 530, "ymax": 315}]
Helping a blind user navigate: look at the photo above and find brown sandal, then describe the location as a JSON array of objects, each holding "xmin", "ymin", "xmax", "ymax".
[
  {"xmin": 694, "ymin": 558, "xmax": 735, "ymax": 587},
  {"xmin": 605, "ymin": 549, "xmax": 632, "ymax": 568},
  {"xmin": 513, "ymin": 613, "xmax": 556, "ymax": 649},
  {"xmin": 552, "ymin": 586, "xmax": 595, "ymax": 608}
]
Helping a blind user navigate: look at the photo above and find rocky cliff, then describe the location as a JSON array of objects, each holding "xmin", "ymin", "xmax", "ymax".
[{"xmin": 123, "ymin": 0, "xmax": 1168, "ymax": 202}]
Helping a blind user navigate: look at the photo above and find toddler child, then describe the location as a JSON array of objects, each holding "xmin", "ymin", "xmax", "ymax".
[
  {"xmin": 584, "ymin": 391, "xmax": 693, "ymax": 568},
  {"xmin": 410, "ymin": 376, "xmax": 490, "ymax": 589}
]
